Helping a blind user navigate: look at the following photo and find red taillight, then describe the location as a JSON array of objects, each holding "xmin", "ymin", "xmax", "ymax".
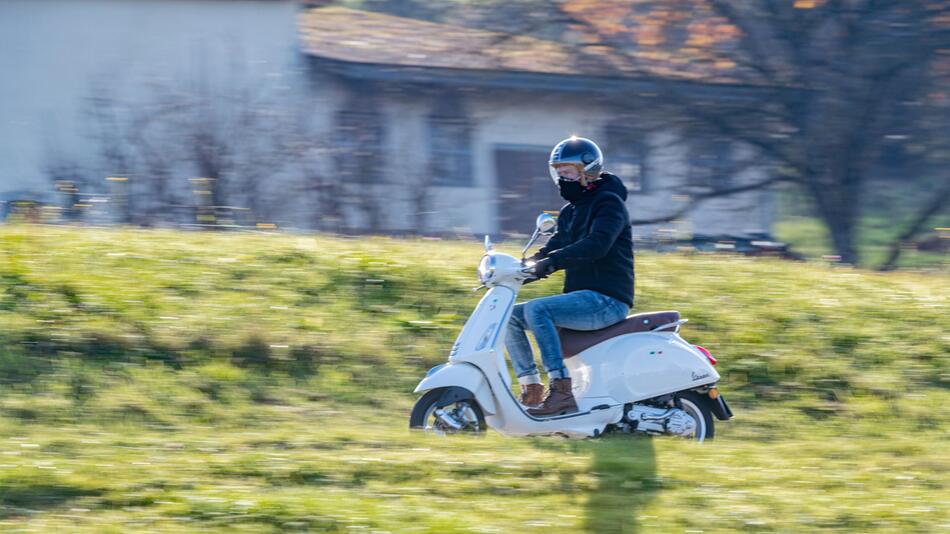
[{"xmin": 694, "ymin": 345, "xmax": 716, "ymax": 365}]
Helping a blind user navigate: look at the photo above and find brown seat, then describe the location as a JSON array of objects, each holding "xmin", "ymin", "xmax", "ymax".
[{"xmin": 559, "ymin": 311, "xmax": 681, "ymax": 359}]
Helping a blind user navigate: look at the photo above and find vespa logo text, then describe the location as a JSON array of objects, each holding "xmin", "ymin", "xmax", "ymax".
[{"xmin": 691, "ymin": 371, "xmax": 711, "ymax": 381}]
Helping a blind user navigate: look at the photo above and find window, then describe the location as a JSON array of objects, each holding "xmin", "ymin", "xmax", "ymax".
[
  {"xmin": 336, "ymin": 110, "xmax": 385, "ymax": 183},
  {"xmin": 429, "ymin": 116, "xmax": 473, "ymax": 187},
  {"xmin": 606, "ymin": 125, "xmax": 649, "ymax": 193}
]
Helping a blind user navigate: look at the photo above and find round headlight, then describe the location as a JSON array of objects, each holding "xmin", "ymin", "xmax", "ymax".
[{"xmin": 477, "ymin": 255, "xmax": 495, "ymax": 283}]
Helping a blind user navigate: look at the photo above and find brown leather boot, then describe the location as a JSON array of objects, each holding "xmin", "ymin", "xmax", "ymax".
[
  {"xmin": 527, "ymin": 378, "xmax": 578, "ymax": 417},
  {"xmin": 519, "ymin": 383, "xmax": 544, "ymax": 407}
]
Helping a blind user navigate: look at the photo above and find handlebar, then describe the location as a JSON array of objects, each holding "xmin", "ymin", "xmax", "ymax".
[{"xmin": 520, "ymin": 264, "xmax": 542, "ymax": 284}]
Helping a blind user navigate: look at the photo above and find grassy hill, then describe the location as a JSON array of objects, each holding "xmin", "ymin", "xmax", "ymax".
[{"xmin": 0, "ymin": 225, "xmax": 947, "ymax": 532}]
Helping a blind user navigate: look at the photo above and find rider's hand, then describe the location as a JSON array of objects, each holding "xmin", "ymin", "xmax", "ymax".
[
  {"xmin": 530, "ymin": 257, "xmax": 557, "ymax": 279},
  {"xmin": 525, "ymin": 251, "xmax": 546, "ymax": 264}
]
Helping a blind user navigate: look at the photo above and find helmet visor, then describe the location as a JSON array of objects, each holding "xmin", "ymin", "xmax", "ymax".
[{"xmin": 548, "ymin": 162, "xmax": 585, "ymax": 184}]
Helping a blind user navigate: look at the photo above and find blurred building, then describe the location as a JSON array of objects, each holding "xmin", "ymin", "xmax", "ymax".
[
  {"xmin": 295, "ymin": 5, "xmax": 776, "ymax": 238},
  {"xmin": 1, "ymin": 0, "xmax": 776, "ymax": 238}
]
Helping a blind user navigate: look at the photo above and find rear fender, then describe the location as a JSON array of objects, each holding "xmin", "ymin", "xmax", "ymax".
[
  {"xmin": 414, "ymin": 363, "xmax": 497, "ymax": 415},
  {"xmin": 708, "ymin": 394, "xmax": 733, "ymax": 420}
]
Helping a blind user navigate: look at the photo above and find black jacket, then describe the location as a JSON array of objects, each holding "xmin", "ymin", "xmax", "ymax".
[{"xmin": 537, "ymin": 173, "xmax": 635, "ymax": 308}]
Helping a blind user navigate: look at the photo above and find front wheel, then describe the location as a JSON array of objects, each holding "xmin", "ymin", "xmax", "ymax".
[
  {"xmin": 676, "ymin": 392, "xmax": 715, "ymax": 442},
  {"xmin": 410, "ymin": 388, "xmax": 486, "ymax": 435}
]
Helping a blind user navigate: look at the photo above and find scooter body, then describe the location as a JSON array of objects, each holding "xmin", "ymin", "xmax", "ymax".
[{"xmin": 413, "ymin": 240, "xmax": 730, "ymax": 439}]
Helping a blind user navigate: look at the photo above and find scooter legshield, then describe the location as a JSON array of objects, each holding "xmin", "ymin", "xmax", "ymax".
[{"xmin": 413, "ymin": 362, "xmax": 497, "ymax": 415}]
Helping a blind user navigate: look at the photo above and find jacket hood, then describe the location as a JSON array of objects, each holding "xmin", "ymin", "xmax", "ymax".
[{"xmin": 595, "ymin": 172, "xmax": 628, "ymax": 201}]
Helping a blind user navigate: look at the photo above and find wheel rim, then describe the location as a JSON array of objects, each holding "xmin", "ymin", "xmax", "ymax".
[
  {"xmin": 677, "ymin": 398, "xmax": 706, "ymax": 442},
  {"xmin": 422, "ymin": 401, "xmax": 481, "ymax": 434}
]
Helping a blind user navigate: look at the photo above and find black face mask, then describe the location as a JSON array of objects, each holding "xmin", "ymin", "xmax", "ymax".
[{"xmin": 557, "ymin": 178, "xmax": 586, "ymax": 203}]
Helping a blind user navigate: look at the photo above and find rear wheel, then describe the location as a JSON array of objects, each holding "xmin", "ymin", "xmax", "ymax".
[
  {"xmin": 409, "ymin": 388, "xmax": 486, "ymax": 435},
  {"xmin": 676, "ymin": 392, "xmax": 715, "ymax": 442}
]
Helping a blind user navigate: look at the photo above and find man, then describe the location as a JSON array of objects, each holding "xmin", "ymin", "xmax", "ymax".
[{"xmin": 507, "ymin": 136, "xmax": 635, "ymax": 417}]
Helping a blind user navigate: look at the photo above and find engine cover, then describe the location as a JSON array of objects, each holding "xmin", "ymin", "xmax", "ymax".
[{"xmin": 626, "ymin": 404, "xmax": 697, "ymax": 436}]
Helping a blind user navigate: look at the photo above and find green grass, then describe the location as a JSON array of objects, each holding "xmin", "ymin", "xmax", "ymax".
[{"xmin": 0, "ymin": 224, "xmax": 947, "ymax": 532}]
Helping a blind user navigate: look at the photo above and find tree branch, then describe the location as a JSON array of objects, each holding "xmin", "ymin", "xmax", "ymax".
[
  {"xmin": 707, "ymin": 0, "xmax": 787, "ymax": 83},
  {"xmin": 630, "ymin": 174, "xmax": 789, "ymax": 225},
  {"xmin": 877, "ymin": 181, "xmax": 950, "ymax": 271}
]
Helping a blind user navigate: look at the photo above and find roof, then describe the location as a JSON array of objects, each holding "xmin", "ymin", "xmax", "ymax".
[{"xmin": 296, "ymin": 6, "xmax": 750, "ymax": 87}]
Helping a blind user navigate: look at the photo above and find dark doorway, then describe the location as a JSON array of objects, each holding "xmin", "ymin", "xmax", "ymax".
[{"xmin": 494, "ymin": 146, "xmax": 564, "ymax": 236}]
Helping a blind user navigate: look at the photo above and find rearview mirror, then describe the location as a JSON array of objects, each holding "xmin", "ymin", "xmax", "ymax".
[
  {"xmin": 535, "ymin": 213, "xmax": 557, "ymax": 235},
  {"xmin": 522, "ymin": 213, "xmax": 557, "ymax": 259}
]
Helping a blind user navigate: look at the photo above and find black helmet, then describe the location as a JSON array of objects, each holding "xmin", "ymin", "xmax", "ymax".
[{"xmin": 548, "ymin": 137, "xmax": 604, "ymax": 183}]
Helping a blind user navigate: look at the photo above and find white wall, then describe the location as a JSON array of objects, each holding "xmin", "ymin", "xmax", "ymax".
[
  {"xmin": 687, "ymin": 143, "xmax": 773, "ymax": 236},
  {"xmin": 0, "ymin": 0, "xmax": 302, "ymax": 199}
]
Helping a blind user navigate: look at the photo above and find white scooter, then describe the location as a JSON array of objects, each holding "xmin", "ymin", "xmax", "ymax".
[{"xmin": 410, "ymin": 214, "xmax": 733, "ymax": 441}]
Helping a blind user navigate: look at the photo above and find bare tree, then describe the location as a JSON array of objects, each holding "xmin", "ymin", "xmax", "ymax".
[
  {"xmin": 42, "ymin": 153, "xmax": 96, "ymax": 223},
  {"xmin": 48, "ymin": 52, "xmax": 308, "ymax": 228},
  {"xmin": 172, "ymin": 55, "xmax": 301, "ymax": 226},
  {"xmin": 558, "ymin": 0, "xmax": 949, "ymax": 264},
  {"xmin": 82, "ymin": 78, "xmax": 188, "ymax": 225}
]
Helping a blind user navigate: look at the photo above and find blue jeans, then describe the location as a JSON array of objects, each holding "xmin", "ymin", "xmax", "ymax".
[{"xmin": 506, "ymin": 290, "xmax": 629, "ymax": 384}]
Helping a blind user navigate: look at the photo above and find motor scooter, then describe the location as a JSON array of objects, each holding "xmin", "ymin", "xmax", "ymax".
[{"xmin": 410, "ymin": 214, "xmax": 733, "ymax": 440}]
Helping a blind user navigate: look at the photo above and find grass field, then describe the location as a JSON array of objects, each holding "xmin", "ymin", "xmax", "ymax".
[{"xmin": 0, "ymin": 225, "xmax": 947, "ymax": 532}]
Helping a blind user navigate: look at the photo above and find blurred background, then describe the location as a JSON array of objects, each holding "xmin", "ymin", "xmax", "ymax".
[
  {"xmin": 1, "ymin": 0, "xmax": 946, "ymax": 268},
  {"xmin": 0, "ymin": 1, "xmax": 947, "ymax": 532}
]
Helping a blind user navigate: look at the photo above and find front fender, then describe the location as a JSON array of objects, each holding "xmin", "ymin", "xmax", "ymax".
[{"xmin": 414, "ymin": 362, "xmax": 497, "ymax": 415}]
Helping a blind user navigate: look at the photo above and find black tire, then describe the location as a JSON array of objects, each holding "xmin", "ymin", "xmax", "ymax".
[
  {"xmin": 409, "ymin": 388, "xmax": 486, "ymax": 434},
  {"xmin": 676, "ymin": 391, "xmax": 715, "ymax": 441}
]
